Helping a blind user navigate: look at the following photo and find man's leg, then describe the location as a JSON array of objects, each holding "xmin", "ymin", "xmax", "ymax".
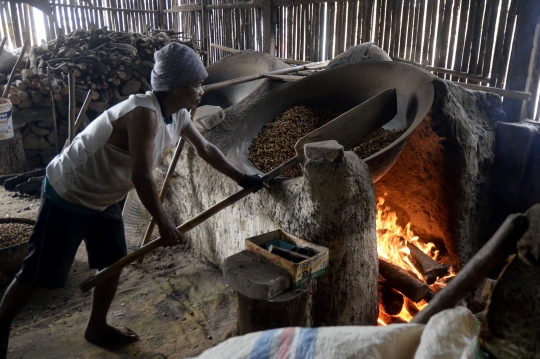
[
  {"xmin": 0, "ymin": 279, "xmax": 36, "ymax": 359},
  {"xmin": 84, "ymin": 202, "xmax": 138, "ymax": 344},
  {"xmin": 84, "ymin": 270, "xmax": 138, "ymax": 343}
]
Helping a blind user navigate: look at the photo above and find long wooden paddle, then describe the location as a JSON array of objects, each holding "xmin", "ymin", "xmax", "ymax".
[
  {"xmin": 79, "ymin": 88, "xmax": 398, "ymax": 293},
  {"xmin": 136, "ymin": 109, "xmax": 197, "ymax": 264}
]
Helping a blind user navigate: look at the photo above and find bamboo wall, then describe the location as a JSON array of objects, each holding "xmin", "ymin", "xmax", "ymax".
[{"xmin": 0, "ymin": 0, "xmax": 538, "ymax": 121}]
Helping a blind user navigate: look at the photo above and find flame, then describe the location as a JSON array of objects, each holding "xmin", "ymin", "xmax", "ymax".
[{"xmin": 376, "ymin": 196, "xmax": 452, "ymax": 325}]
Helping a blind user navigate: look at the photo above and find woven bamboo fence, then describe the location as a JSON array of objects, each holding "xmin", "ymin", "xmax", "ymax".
[{"xmin": 0, "ymin": 0, "xmax": 538, "ymax": 120}]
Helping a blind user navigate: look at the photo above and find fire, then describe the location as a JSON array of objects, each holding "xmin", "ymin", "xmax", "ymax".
[{"xmin": 376, "ymin": 196, "xmax": 451, "ymax": 325}]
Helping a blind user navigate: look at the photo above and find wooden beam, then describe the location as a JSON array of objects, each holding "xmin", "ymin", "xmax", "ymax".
[
  {"xmin": 391, "ymin": 56, "xmax": 490, "ymax": 82},
  {"xmin": 262, "ymin": 0, "xmax": 275, "ymax": 55},
  {"xmin": 166, "ymin": 0, "xmax": 264, "ymax": 13},
  {"xmin": 456, "ymin": 82, "xmax": 532, "ymax": 101},
  {"xmin": 52, "ymin": 3, "xmax": 159, "ymax": 13}
]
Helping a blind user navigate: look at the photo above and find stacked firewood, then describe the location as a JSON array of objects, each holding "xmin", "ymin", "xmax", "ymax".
[{"xmin": 0, "ymin": 27, "xmax": 200, "ymax": 168}]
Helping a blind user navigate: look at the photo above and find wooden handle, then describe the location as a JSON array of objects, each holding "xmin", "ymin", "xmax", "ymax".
[
  {"xmin": 137, "ymin": 138, "xmax": 186, "ymax": 264},
  {"xmin": 201, "ymin": 60, "xmax": 329, "ymax": 93},
  {"xmin": 73, "ymin": 89, "xmax": 93, "ymax": 134},
  {"xmin": 411, "ymin": 213, "xmax": 529, "ymax": 324},
  {"xmin": 138, "ymin": 108, "xmax": 196, "ymax": 263},
  {"xmin": 79, "ymin": 155, "xmax": 303, "ymax": 293},
  {"xmin": 2, "ymin": 40, "xmax": 30, "ymax": 98},
  {"xmin": 0, "ymin": 37, "xmax": 7, "ymax": 57}
]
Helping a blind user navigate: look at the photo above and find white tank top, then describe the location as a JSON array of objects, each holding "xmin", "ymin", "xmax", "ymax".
[{"xmin": 46, "ymin": 91, "xmax": 190, "ymax": 211}]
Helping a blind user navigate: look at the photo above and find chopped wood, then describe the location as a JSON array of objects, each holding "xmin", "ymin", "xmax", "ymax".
[
  {"xmin": 407, "ymin": 241, "xmax": 449, "ymax": 284},
  {"xmin": 380, "ymin": 283, "xmax": 404, "ymax": 315},
  {"xmin": 378, "ymin": 258, "xmax": 433, "ymax": 303},
  {"xmin": 7, "ymin": 94, "xmax": 20, "ymax": 105},
  {"xmin": 17, "ymin": 91, "xmax": 28, "ymax": 101}
]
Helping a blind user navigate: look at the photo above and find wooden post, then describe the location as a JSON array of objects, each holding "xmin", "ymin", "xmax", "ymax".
[
  {"xmin": 502, "ymin": 0, "xmax": 540, "ymax": 122},
  {"xmin": 453, "ymin": 0, "xmax": 470, "ymax": 81},
  {"xmin": 158, "ymin": 0, "xmax": 166, "ymax": 29},
  {"xmin": 68, "ymin": 72, "xmax": 76, "ymax": 143},
  {"xmin": 9, "ymin": 1, "xmax": 22, "ymax": 48},
  {"xmin": 490, "ymin": 0, "xmax": 510, "ymax": 86},
  {"xmin": 0, "ymin": 37, "xmax": 6, "ymax": 56},
  {"xmin": 525, "ymin": 20, "xmax": 540, "ymax": 121}
]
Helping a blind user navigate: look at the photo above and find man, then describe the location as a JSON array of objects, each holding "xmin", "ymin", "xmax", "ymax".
[{"xmin": 0, "ymin": 42, "xmax": 265, "ymax": 357}]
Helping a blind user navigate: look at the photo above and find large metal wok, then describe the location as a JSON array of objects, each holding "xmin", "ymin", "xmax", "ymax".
[
  {"xmin": 201, "ymin": 50, "xmax": 290, "ymax": 109},
  {"xmin": 226, "ymin": 60, "xmax": 435, "ymax": 183}
]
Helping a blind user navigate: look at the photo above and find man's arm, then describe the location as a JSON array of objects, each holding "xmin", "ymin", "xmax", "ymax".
[
  {"xmin": 125, "ymin": 107, "xmax": 184, "ymax": 247},
  {"xmin": 180, "ymin": 121, "xmax": 268, "ymax": 189},
  {"xmin": 180, "ymin": 121, "xmax": 246, "ymax": 183}
]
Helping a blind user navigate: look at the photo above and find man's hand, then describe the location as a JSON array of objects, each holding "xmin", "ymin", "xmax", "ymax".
[
  {"xmin": 238, "ymin": 174, "xmax": 270, "ymax": 192},
  {"xmin": 156, "ymin": 218, "xmax": 185, "ymax": 248}
]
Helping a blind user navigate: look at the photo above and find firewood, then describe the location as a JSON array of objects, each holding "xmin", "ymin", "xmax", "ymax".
[
  {"xmin": 54, "ymin": 93, "xmax": 68, "ymax": 105},
  {"xmin": 18, "ymin": 99, "xmax": 32, "ymax": 109},
  {"xmin": 7, "ymin": 94, "xmax": 20, "ymax": 105},
  {"xmin": 28, "ymin": 43, "xmax": 49, "ymax": 74},
  {"xmin": 378, "ymin": 258, "xmax": 434, "ymax": 303},
  {"xmin": 88, "ymin": 101, "xmax": 110, "ymax": 113},
  {"xmin": 57, "ymin": 102, "xmax": 69, "ymax": 116},
  {"xmin": 137, "ymin": 65, "xmax": 151, "ymax": 76},
  {"xmin": 39, "ymin": 97, "xmax": 51, "ymax": 107},
  {"xmin": 113, "ymin": 87, "xmax": 127, "ymax": 104},
  {"xmin": 31, "ymin": 78, "xmax": 40, "ymax": 89},
  {"xmin": 50, "ymin": 79, "xmax": 62, "ymax": 93},
  {"xmin": 380, "ymin": 283, "xmax": 404, "ymax": 315},
  {"xmin": 17, "ymin": 91, "xmax": 28, "ymax": 101},
  {"xmin": 14, "ymin": 80, "xmax": 26, "ymax": 91},
  {"xmin": 407, "ymin": 242, "xmax": 449, "ymax": 284},
  {"xmin": 20, "ymin": 69, "xmax": 34, "ymax": 82},
  {"xmin": 120, "ymin": 79, "xmax": 141, "ymax": 96},
  {"xmin": 39, "ymin": 86, "xmax": 50, "ymax": 95}
]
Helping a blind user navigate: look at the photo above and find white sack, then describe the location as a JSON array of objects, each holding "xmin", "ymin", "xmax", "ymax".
[
  {"xmin": 196, "ymin": 307, "xmax": 488, "ymax": 359},
  {"xmin": 196, "ymin": 324, "xmax": 424, "ymax": 359},
  {"xmin": 414, "ymin": 306, "xmax": 482, "ymax": 359}
]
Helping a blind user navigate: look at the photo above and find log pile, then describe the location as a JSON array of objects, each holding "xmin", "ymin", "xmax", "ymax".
[{"xmin": 0, "ymin": 27, "xmax": 200, "ymax": 167}]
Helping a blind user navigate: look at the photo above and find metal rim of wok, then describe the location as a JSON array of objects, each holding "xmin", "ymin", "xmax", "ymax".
[
  {"xmin": 226, "ymin": 61, "xmax": 435, "ymax": 183},
  {"xmin": 200, "ymin": 50, "xmax": 290, "ymax": 109}
]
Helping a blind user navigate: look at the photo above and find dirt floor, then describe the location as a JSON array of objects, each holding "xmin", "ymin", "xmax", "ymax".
[{"xmin": 0, "ymin": 185, "xmax": 238, "ymax": 359}]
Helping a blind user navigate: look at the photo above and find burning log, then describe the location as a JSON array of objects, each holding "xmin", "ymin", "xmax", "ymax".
[
  {"xmin": 407, "ymin": 242, "xmax": 449, "ymax": 284},
  {"xmin": 411, "ymin": 213, "xmax": 529, "ymax": 325},
  {"xmin": 380, "ymin": 283, "xmax": 404, "ymax": 315},
  {"xmin": 378, "ymin": 258, "xmax": 435, "ymax": 303}
]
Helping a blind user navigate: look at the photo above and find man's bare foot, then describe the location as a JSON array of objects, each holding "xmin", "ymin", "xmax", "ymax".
[{"xmin": 84, "ymin": 325, "xmax": 139, "ymax": 344}]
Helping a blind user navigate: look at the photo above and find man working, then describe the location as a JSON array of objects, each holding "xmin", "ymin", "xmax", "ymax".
[{"xmin": 0, "ymin": 42, "xmax": 265, "ymax": 357}]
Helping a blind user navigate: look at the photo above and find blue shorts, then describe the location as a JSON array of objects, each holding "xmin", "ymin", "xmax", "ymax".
[{"xmin": 15, "ymin": 194, "xmax": 127, "ymax": 289}]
